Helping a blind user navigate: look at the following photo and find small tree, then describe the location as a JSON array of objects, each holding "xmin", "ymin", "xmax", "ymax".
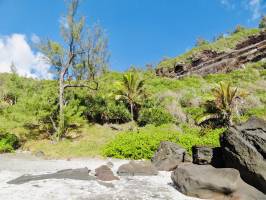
[
  {"xmin": 233, "ymin": 25, "xmax": 245, "ymax": 34},
  {"xmin": 259, "ymin": 15, "xmax": 266, "ymax": 29},
  {"xmin": 197, "ymin": 82, "xmax": 247, "ymax": 127},
  {"xmin": 195, "ymin": 37, "xmax": 209, "ymax": 47},
  {"xmin": 40, "ymin": 0, "xmax": 109, "ymax": 140},
  {"xmin": 115, "ymin": 73, "xmax": 145, "ymax": 121}
]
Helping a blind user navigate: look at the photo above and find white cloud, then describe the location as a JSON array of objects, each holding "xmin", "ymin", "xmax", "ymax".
[
  {"xmin": 31, "ymin": 33, "xmax": 40, "ymax": 44},
  {"xmin": 248, "ymin": 0, "xmax": 265, "ymax": 20},
  {"xmin": 220, "ymin": 0, "xmax": 236, "ymax": 9},
  {"xmin": 0, "ymin": 34, "xmax": 51, "ymax": 79},
  {"xmin": 220, "ymin": 0, "xmax": 266, "ymax": 20}
]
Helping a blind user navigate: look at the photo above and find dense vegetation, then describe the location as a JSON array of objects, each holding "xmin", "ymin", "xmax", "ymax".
[
  {"xmin": 0, "ymin": 57, "xmax": 265, "ymax": 157},
  {"xmin": 0, "ymin": 4, "xmax": 265, "ymax": 158}
]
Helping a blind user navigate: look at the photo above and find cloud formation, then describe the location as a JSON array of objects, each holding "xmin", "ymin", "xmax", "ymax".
[
  {"xmin": 220, "ymin": 0, "xmax": 266, "ymax": 20},
  {"xmin": 0, "ymin": 34, "xmax": 51, "ymax": 79},
  {"xmin": 248, "ymin": 0, "xmax": 265, "ymax": 20}
]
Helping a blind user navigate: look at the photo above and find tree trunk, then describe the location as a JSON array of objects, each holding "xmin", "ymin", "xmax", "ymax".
[
  {"xmin": 130, "ymin": 103, "xmax": 134, "ymax": 122},
  {"xmin": 58, "ymin": 74, "xmax": 65, "ymax": 140}
]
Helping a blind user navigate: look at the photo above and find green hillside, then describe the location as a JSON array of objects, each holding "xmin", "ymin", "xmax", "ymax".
[
  {"xmin": 157, "ymin": 28, "xmax": 260, "ymax": 69},
  {"xmin": 0, "ymin": 27, "xmax": 266, "ymax": 158}
]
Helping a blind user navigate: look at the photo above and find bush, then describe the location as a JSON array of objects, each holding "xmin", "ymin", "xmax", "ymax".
[
  {"xmin": 86, "ymin": 95, "xmax": 131, "ymax": 124},
  {"xmin": 138, "ymin": 107, "xmax": 175, "ymax": 126},
  {"xmin": 233, "ymin": 25, "xmax": 246, "ymax": 34},
  {"xmin": 0, "ymin": 130, "xmax": 20, "ymax": 153},
  {"xmin": 102, "ymin": 124, "xmax": 225, "ymax": 159},
  {"xmin": 259, "ymin": 15, "xmax": 266, "ymax": 29}
]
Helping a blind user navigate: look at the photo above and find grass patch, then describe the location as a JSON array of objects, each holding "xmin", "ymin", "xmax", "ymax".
[{"xmin": 23, "ymin": 124, "xmax": 120, "ymax": 158}]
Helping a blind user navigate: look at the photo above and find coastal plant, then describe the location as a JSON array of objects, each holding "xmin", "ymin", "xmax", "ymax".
[
  {"xmin": 115, "ymin": 73, "xmax": 145, "ymax": 121},
  {"xmin": 197, "ymin": 82, "xmax": 248, "ymax": 127}
]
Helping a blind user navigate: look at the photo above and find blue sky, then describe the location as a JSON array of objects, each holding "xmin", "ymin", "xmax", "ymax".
[{"xmin": 0, "ymin": 0, "xmax": 265, "ymax": 77}]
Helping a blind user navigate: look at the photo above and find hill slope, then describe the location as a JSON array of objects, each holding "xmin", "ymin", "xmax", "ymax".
[
  {"xmin": 0, "ymin": 28, "xmax": 266, "ymax": 158},
  {"xmin": 156, "ymin": 28, "xmax": 266, "ymax": 78}
]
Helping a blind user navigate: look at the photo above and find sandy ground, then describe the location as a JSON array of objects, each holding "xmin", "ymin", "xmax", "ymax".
[{"xmin": 0, "ymin": 153, "xmax": 200, "ymax": 200}]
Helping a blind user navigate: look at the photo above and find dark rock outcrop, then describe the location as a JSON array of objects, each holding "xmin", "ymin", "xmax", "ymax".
[
  {"xmin": 192, "ymin": 146, "xmax": 224, "ymax": 167},
  {"xmin": 156, "ymin": 31, "xmax": 266, "ymax": 78},
  {"xmin": 151, "ymin": 141, "xmax": 188, "ymax": 171},
  {"xmin": 117, "ymin": 161, "xmax": 158, "ymax": 176},
  {"xmin": 220, "ymin": 117, "xmax": 266, "ymax": 193},
  {"xmin": 7, "ymin": 167, "xmax": 95, "ymax": 184},
  {"xmin": 192, "ymin": 146, "xmax": 213, "ymax": 165},
  {"xmin": 171, "ymin": 163, "xmax": 265, "ymax": 200},
  {"xmin": 95, "ymin": 165, "xmax": 119, "ymax": 181}
]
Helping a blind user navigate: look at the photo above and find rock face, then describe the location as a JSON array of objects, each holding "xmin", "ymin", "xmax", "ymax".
[
  {"xmin": 117, "ymin": 161, "xmax": 158, "ymax": 176},
  {"xmin": 95, "ymin": 165, "xmax": 119, "ymax": 181},
  {"xmin": 192, "ymin": 146, "xmax": 213, "ymax": 165},
  {"xmin": 7, "ymin": 167, "xmax": 95, "ymax": 184},
  {"xmin": 220, "ymin": 117, "xmax": 266, "ymax": 193},
  {"xmin": 156, "ymin": 30, "xmax": 266, "ymax": 78},
  {"xmin": 192, "ymin": 146, "xmax": 224, "ymax": 167},
  {"xmin": 151, "ymin": 141, "xmax": 188, "ymax": 171},
  {"xmin": 171, "ymin": 163, "xmax": 265, "ymax": 200}
]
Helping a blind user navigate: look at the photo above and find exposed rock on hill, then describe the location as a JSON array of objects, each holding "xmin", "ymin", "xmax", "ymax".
[{"xmin": 156, "ymin": 31, "xmax": 266, "ymax": 78}]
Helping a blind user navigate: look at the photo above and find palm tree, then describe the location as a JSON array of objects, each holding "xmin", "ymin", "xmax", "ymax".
[
  {"xmin": 115, "ymin": 73, "xmax": 145, "ymax": 121},
  {"xmin": 197, "ymin": 82, "xmax": 247, "ymax": 126}
]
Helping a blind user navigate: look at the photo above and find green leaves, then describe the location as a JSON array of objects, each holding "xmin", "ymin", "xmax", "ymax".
[
  {"xmin": 0, "ymin": 130, "xmax": 20, "ymax": 153},
  {"xmin": 138, "ymin": 107, "xmax": 175, "ymax": 126},
  {"xmin": 102, "ymin": 124, "xmax": 225, "ymax": 159}
]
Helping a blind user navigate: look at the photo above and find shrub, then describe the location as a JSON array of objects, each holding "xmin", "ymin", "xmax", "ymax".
[
  {"xmin": 233, "ymin": 25, "xmax": 246, "ymax": 34},
  {"xmin": 0, "ymin": 130, "xmax": 20, "ymax": 153},
  {"xmin": 85, "ymin": 95, "xmax": 131, "ymax": 124},
  {"xmin": 138, "ymin": 107, "xmax": 175, "ymax": 126},
  {"xmin": 259, "ymin": 15, "xmax": 266, "ymax": 29},
  {"xmin": 102, "ymin": 124, "xmax": 225, "ymax": 159}
]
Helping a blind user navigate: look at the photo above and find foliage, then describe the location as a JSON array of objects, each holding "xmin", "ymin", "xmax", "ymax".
[
  {"xmin": 259, "ymin": 15, "xmax": 266, "ymax": 29},
  {"xmin": 0, "ymin": 130, "xmax": 20, "ymax": 153},
  {"xmin": 197, "ymin": 82, "xmax": 248, "ymax": 127},
  {"xmin": 115, "ymin": 73, "xmax": 146, "ymax": 121},
  {"xmin": 233, "ymin": 25, "xmax": 246, "ymax": 33},
  {"xmin": 102, "ymin": 124, "xmax": 225, "ymax": 159},
  {"xmin": 39, "ymin": 0, "xmax": 110, "ymax": 140},
  {"xmin": 85, "ymin": 94, "xmax": 131, "ymax": 124},
  {"xmin": 195, "ymin": 37, "xmax": 209, "ymax": 46},
  {"xmin": 138, "ymin": 107, "xmax": 175, "ymax": 126}
]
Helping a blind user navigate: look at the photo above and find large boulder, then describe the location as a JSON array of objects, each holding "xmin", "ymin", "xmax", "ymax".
[
  {"xmin": 151, "ymin": 141, "xmax": 188, "ymax": 171},
  {"xmin": 95, "ymin": 165, "xmax": 119, "ymax": 181},
  {"xmin": 171, "ymin": 163, "xmax": 265, "ymax": 200},
  {"xmin": 117, "ymin": 161, "xmax": 158, "ymax": 176},
  {"xmin": 220, "ymin": 117, "xmax": 266, "ymax": 193}
]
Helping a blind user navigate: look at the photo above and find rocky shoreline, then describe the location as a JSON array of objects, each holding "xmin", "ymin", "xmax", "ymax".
[{"xmin": 1, "ymin": 117, "xmax": 265, "ymax": 200}]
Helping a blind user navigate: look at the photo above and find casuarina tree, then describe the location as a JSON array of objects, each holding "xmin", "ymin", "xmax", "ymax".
[{"xmin": 39, "ymin": 0, "xmax": 109, "ymax": 140}]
